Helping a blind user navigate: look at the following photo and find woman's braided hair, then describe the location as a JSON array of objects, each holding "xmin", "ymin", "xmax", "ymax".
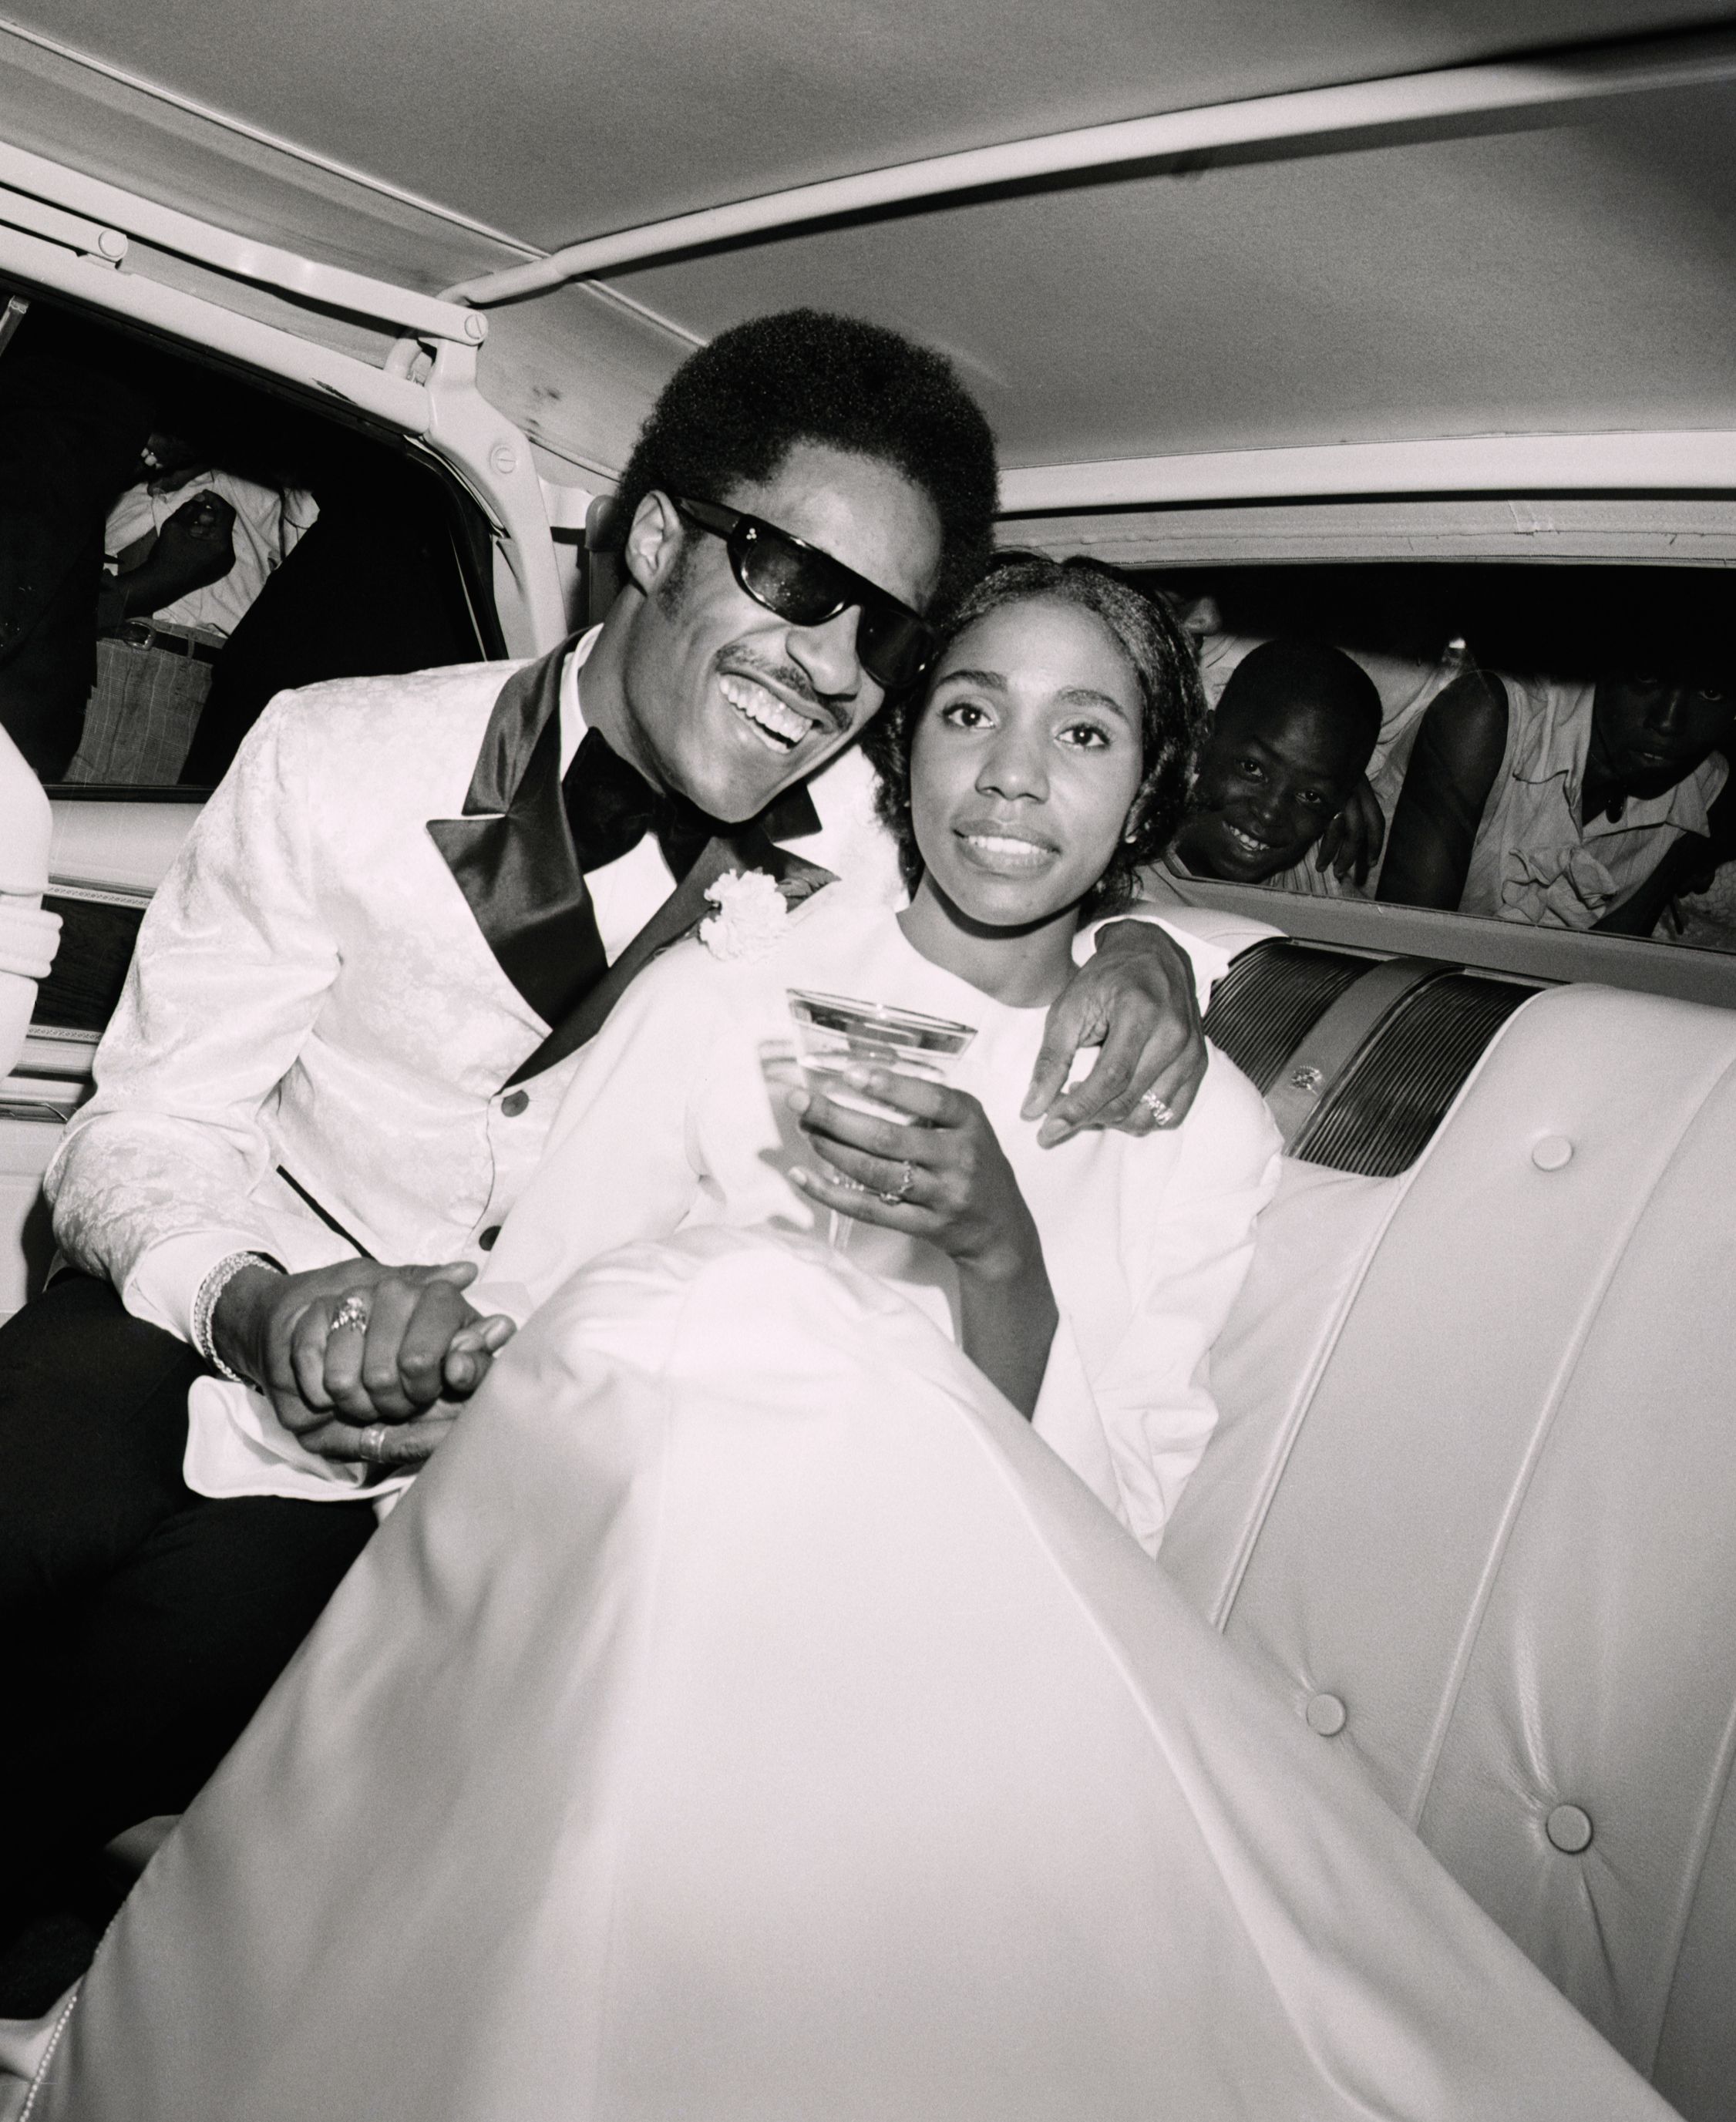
[{"xmin": 863, "ymin": 555, "xmax": 1206, "ymax": 914}]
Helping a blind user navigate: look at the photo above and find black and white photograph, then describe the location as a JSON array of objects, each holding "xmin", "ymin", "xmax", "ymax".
[{"xmin": 1, "ymin": 5, "xmax": 1734, "ymax": 2116}]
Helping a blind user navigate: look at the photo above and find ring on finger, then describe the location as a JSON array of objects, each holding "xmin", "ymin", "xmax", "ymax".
[
  {"xmin": 330, "ymin": 1293, "xmax": 371, "ymax": 1335},
  {"xmin": 876, "ymin": 1158, "xmax": 917, "ymax": 1206},
  {"xmin": 1138, "ymin": 1088, "xmax": 1173, "ymax": 1126},
  {"xmin": 357, "ymin": 1421, "xmax": 389, "ymax": 1463}
]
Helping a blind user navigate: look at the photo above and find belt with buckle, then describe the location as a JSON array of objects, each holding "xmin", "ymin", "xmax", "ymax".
[{"xmin": 104, "ymin": 620, "xmax": 221, "ymax": 664}]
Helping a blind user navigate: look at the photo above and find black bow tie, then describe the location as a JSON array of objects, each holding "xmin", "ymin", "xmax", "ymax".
[{"xmin": 563, "ymin": 728, "xmax": 721, "ymax": 882}]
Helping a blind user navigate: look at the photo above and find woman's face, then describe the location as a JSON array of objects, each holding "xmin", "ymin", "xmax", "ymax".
[{"xmin": 910, "ymin": 597, "xmax": 1146, "ymax": 929}]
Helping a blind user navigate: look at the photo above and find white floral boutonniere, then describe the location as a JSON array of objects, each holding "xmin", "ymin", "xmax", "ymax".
[{"xmin": 699, "ymin": 868, "xmax": 793, "ymax": 963}]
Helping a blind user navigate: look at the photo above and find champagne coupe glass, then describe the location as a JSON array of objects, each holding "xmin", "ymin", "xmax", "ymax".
[{"xmin": 786, "ymin": 989, "xmax": 977, "ymax": 1251}]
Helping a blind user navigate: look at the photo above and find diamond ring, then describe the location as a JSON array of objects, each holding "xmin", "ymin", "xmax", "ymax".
[
  {"xmin": 330, "ymin": 1293, "xmax": 371, "ymax": 1335},
  {"xmin": 878, "ymin": 1159, "xmax": 916, "ymax": 1205},
  {"xmin": 1139, "ymin": 1088, "xmax": 1173, "ymax": 1126}
]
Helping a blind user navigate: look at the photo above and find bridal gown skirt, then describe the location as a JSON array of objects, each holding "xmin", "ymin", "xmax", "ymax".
[{"xmin": 28, "ymin": 1228, "xmax": 1667, "ymax": 2121}]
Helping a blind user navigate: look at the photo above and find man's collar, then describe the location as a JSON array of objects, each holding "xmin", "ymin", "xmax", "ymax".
[
  {"xmin": 559, "ymin": 623, "xmax": 604, "ymax": 776},
  {"xmin": 1519, "ymin": 678, "xmax": 1728, "ymax": 839}
]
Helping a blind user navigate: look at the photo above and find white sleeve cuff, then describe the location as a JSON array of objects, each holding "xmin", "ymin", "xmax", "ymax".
[
  {"xmin": 123, "ymin": 1226, "xmax": 284, "ymax": 1346},
  {"xmin": 0, "ymin": 900, "xmax": 60, "ymax": 980},
  {"xmin": 183, "ymin": 1377, "xmax": 415, "ymax": 1505}
]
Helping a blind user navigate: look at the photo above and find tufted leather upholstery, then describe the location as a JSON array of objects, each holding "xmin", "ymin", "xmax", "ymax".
[{"xmin": 1166, "ymin": 981, "xmax": 1736, "ymax": 2120}]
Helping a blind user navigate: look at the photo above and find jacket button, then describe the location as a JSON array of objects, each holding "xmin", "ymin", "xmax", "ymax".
[
  {"xmin": 1546, "ymin": 1804, "xmax": 1593, "ymax": 1854},
  {"xmin": 500, "ymin": 1091, "xmax": 529, "ymax": 1118},
  {"xmin": 477, "ymin": 1226, "xmax": 500, "ymax": 1251},
  {"xmin": 1304, "ymin": 1693, "xmax": 1347, "ymax": 1737},
  {"xmin": 1531, "ymin": 1135, "xmax": 1573, "ymax": 1172}
]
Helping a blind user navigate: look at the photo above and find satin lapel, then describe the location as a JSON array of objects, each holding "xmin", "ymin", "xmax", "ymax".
[
  {"xmin": 504, "ymin": 829, "xmax": 835, "ymax": 1089},
  {"xmin": 426, "ymin": 635, "xmax": 604, "ymax": 1028}
]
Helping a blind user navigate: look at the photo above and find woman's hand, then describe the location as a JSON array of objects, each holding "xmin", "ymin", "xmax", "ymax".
[
  {"xmin": 787, "ymin": 1067, "xmax": 1058, "ymax": 1416},
  {"xmin": 787, "ymin": 1068, "xmax": 1038, "ymax": 1278}
]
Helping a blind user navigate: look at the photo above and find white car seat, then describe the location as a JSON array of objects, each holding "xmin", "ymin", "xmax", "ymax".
[{"xmin": 1169, "ymin": 979, "xmax": 1736, "ymax": 2121}]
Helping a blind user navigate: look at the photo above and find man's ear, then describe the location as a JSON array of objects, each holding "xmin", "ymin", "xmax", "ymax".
[{"xmin": 621, "ymin": 490, "xmax": 684, "ymax": 597}]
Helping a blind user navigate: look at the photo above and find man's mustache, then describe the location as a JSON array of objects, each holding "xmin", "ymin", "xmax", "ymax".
[{"xmin": 715, "ymin": 651, "xmax": 824, "ymax": 709}]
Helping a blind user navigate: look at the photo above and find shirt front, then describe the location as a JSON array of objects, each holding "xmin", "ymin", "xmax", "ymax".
[
  {"xmin": 105, "ymin": 470, "xmax": 319, "ymax": 640},
  {"xmin": 1462, "ymin": 675, "xmax": 1729, "ymax": 929},
  {"xmin": 1160, "ymin": 846, "xmax": 1362, "ymax": 903}
]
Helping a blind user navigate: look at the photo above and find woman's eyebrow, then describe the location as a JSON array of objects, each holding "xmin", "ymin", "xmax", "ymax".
[
  {"xmin": 930, "ymin": 667, "xmax": 1007, "ymax": 690},
  {"xmin": 1055, "ymin": 685, "xmax": 1136, "ymax": 722}
]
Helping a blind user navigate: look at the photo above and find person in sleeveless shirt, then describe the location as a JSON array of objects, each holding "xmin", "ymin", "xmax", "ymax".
[{"xmin": 1378, "ymin": 627, "xmax": 1736, "ymax": 933}]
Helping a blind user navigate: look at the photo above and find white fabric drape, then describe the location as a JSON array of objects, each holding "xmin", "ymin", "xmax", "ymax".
[{"xmin": 32, "ymin": 1228, "xmax": 1667, "ymax": 2121}]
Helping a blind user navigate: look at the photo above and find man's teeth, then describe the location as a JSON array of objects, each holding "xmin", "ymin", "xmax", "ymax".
[
  {"xmin": 720, "ymin": 674, "xmax": 809, "ymax": 749},
  {"xmin": 1224, "ymin": 826, "xmax": 1270, "ymax": 853}
]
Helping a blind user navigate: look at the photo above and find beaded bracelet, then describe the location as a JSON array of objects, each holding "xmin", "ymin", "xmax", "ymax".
[{"xmin": 191, "ymin": 1249, "xmax": 284, "ymax": 1385}]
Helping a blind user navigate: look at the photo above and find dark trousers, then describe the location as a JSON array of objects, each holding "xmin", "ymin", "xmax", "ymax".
[{"xmin": 0, "ymin": 1273, "xmax": 377, "ymax": 1931}]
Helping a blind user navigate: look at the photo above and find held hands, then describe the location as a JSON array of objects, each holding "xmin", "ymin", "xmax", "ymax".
[
  {"xmin": 1020, "ymin": 918, "xmax": 1205, "ymax": 1147},
  {"xmin": 786, "ymin": 1068, "xmax": 1041, "ymax": 1283},
  {"xmin": 212, "ymin": 1260, "xmax": 516, "ymax": 1469}
]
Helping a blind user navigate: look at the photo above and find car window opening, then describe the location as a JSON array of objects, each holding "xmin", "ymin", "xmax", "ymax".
[
  {"xmin": 1132, "ymin": 560, "xmax": 1736, "ymax": 957},
  {"xmin": 0, "ymin": 291, "xmax": 499, "ymax": 797}
]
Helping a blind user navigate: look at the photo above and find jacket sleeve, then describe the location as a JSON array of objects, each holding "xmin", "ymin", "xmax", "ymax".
[
  {"xmin": 1074, "ymin": 904, "xmax": 1275, "ymax": 1010},
  {"xmin": 45, "ymin": 691, "xmax": 342, "ymax": 1338},
  {"xmin": 1031, "ymin": 1048, "xmax": 1283, "ymax": 1558}
]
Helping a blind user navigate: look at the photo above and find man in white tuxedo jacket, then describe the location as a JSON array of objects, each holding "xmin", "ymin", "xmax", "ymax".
[{"xmin": 0, "ymin": 311, "xmax": 1218, "ymax": 2003}]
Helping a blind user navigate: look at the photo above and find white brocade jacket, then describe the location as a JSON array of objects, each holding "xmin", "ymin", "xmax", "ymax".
[{"xmin": 46, "ymin": 633, "xmax": 907, "ymax": 1338}]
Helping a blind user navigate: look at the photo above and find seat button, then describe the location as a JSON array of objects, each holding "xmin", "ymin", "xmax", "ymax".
[
  {"xmin": 477, "ymin": 1226, "xmax": 500, "ymax": 1251},
  {"xmin": 1546, "ymin": 1804, "xmax": 1593, "ymax": 1854},
  {"xmin": 500, "ymin": 1090, "xmax": 529, "ymax": 1118},
  {"xmin": 1532, "ymin": 1135, "xmax": 1573, "ymax": 1172},
  {"xmin": 1305, "ymin": 1692, "xmax": 1347, "ymax": 1737}
]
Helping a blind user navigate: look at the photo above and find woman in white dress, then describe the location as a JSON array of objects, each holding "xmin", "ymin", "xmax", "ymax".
[
  {"xmin": 442, "ymin": 561, "xmax": 1279, "ymax": 1557},
  {"xmin": 18, "ymin": 563, "xmax": 1668, "ymax": 2121}
]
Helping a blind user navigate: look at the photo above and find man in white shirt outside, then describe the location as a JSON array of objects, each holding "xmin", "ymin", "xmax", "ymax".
[{"xmin": 67, "ymin": 436, "xmax": 318, "ymax": 785}]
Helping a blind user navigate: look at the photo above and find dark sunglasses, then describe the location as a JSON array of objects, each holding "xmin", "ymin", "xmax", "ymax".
[{"xmin": 671, "ymin": 494, "xmax": 936, "ymax": 691}]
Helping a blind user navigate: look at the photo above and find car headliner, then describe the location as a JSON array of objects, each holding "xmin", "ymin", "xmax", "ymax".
[{"xmin": 0, "ymin": 2, "xmax": 1732, "ymax": 486}]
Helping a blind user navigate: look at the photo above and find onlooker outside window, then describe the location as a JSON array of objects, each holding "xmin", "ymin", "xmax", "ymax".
[{"xmin": 66, "ymin": 450, "xmax": 318, "ymax": 786}]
